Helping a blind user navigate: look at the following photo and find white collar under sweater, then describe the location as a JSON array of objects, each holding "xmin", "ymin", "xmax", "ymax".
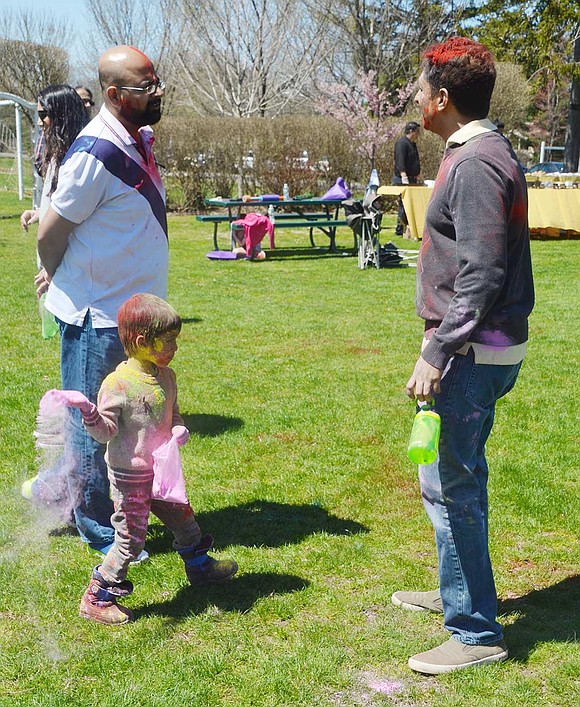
[{"xmin": 446, "ymin": 118, "xmax": 498, "ymax": 148}]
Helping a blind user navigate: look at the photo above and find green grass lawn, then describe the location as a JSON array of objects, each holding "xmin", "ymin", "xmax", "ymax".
[{"xmin": 0, "ymin": 184, "xmax": 578, "ymax": 706}]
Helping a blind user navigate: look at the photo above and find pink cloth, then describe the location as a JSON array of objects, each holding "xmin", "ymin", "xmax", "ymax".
[{"xmin": 232, "ymin": 212, "xmax": 275, "ymax": 257}]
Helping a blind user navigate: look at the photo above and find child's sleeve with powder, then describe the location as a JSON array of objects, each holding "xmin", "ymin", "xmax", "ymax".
[{"xmin": 82, "ymin": 373, "xmax": 125, "ymax": 444}]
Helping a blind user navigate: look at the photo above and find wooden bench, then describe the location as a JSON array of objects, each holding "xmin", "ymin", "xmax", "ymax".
[{"xmin": 197, "ymin": 212, "xmax": 349, "ymax": 251}]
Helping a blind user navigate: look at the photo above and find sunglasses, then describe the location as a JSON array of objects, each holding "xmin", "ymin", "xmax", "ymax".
[{"xmin": 37, "ymin": 109, "xmax": 49, "ymax": 120}]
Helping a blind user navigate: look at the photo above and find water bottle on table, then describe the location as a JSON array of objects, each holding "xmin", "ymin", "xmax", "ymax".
[
  {"xmin": 283, "ymin": 183, "xmax": 290, "ymax": 201},
  {"xmin": 407, "ymin": 402, "xmax": 441, "ymax": 465}
]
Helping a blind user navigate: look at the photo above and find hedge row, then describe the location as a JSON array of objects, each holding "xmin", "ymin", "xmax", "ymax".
[{"xmin": 154, "ymin": 113, "xmax": 445, "ymax": 212}]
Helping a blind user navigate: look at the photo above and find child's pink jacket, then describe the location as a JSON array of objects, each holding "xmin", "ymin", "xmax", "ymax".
[{"xmin": 232, "ymin": 213, "xmax": 275, "ymax": 257}]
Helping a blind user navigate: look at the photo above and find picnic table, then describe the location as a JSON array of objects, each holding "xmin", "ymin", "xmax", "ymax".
[{"xmin": 198, "ymin": 197, "xmax": 349, "ymax": 252}]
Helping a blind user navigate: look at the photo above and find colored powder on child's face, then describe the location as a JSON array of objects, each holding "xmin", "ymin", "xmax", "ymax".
[{"xmin": 149, "ymin": 330, "xmax": 179, "ymax": 367}]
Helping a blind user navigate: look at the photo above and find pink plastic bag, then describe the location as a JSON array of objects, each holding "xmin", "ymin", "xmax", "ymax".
[{"xmin": 152, "ymin": 436, "xmax": 188, "ymax": 504}]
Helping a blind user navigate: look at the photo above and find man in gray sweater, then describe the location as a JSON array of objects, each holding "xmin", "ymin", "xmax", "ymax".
[{"xmin": 392, "ymin": 37, "xmax": 534, "ymax": 674}]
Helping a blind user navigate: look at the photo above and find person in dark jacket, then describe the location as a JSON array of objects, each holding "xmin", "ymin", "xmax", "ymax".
[
  {"xmin": 392, "ymin": 121, "xmax": 421, "ymax": 236},
  {"xmin": 392, "ymin": 37, "xmax": 534, "ymax": 675}
]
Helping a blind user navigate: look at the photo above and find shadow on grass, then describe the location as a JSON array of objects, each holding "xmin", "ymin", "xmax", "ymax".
[
  {"xmin": 182, "ymin": 412, "xmax": 243, "ymax": 437},
  {"xmin": 145, "ymin": 499, "xmax": 369, "ymax": 555},
  {"xmin": 501, "ymin": 574, "xmax": 580, "ymax": 661},
  {"xmin": 48, "ymin": 525, "xmax": 78, "ymax": 537},
  {"xmin": 136, "ymin": 571, "xmax": 309, "ymax": 619},
  {"xmin": 262, "ymin": 246, "xmax": 356, "ymax": 261},
  {"xmin": 181, "ymin": 317, "xmax": 203, "ymax": 325}
]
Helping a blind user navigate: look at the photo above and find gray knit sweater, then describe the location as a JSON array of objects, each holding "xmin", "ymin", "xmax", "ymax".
[
  {"xmin": 82, "ymin": 361, "xmax": 183, "ymax": 472},
  {"xmin": 418, "ymin": 130, "xmax": 535, "ymax": 370}
]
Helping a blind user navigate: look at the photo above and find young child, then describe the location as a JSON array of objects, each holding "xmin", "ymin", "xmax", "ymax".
[{"xmin": 49, "ymin": 293, "xmax": 237, "ymax": 625}]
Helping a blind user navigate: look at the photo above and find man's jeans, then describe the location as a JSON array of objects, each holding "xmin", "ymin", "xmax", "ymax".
[
  {"xmin": 419, "ymin": 348, "xmax": 522, "ymax": 645},
  {"xmin": 59, "ymin": 312, "xmax": 126, "ymax": 549}
]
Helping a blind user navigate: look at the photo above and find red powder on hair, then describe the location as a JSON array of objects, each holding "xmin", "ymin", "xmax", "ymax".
[{"xmin": 424, "ymin": 36, "xmax": 492, "ymax": 66}]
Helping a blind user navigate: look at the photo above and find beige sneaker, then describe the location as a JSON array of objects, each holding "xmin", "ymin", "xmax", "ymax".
[
  {"xmin": 392, "ymin": 589, "xmax": 443, "ymax": 613},
  {"xmin": 408, "ymin": 638, "xmax": 508, "ymax": 675}
]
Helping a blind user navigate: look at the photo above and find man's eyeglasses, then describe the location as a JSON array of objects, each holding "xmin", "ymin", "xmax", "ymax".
[
  {"xmin": 37, "ymin": 110, "xmax": 49, "ymax": 120},
  {"xmin": 118, "ymin": 79, "xmax": 165, "ymax": 95},
  {"xmin": 84, "ymin": 99, "xmax": 95, "ymax": 107}
]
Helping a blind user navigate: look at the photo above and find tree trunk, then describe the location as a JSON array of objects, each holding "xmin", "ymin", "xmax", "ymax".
[{"xmin": 564, "ymin": 36, "xmax": 580, "ymax": 173}]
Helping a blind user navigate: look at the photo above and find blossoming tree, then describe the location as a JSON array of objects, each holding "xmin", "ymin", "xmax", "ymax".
[{"xmin": 315, "ymin": 71, "xmax": 413, "ymax": 174}]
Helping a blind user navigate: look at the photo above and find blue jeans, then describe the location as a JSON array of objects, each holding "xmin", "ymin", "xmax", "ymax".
[
  {"xmin": 419, "ymin": 348, "xmax": 522, "ymax": 645},
  {"xmin": 59, "ymin": 312, "xmax": 126, "ymax": 549}
]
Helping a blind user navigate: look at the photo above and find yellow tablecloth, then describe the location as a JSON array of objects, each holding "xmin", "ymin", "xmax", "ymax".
[
  {"xmin": 376, "ymin": 186, "xmax": 431, "ymax": 239},
  {"xmin": 377, "ymin": 185, "xmax": 580, "ymax": 238},
  {"xmin": 526, "ymin": 189, "xmax": 580, "ymax": 235}
]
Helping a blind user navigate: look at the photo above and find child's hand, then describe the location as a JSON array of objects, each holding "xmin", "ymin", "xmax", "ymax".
[
  {"xmin": 172, "ymin": 425, "xmax": 190, "ymax": 446},
  {"xmin": 50, "ymin": 389, "xmax": 95, "ymax": 414}
]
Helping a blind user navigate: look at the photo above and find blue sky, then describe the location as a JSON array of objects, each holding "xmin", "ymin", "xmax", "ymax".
[
  {"xmin": 2, "ymin": 0, "xmax": 87, "ymax": 25},
  {"xmin": 2, "ymin": 0, "xmax": 91, "ymax": 71}
]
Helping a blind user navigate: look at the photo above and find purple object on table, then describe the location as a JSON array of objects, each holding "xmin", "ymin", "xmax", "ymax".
[
  {"xmin": 322, "ymin": 177, "xmax": 352, "ymax": 200},
  {"xmin": 259, "ymin": 194, "xmax": 281, "ymax": 201},
  {"xmin": 206, "ymin": 250, "xmax": 238, "ymax": 260}
]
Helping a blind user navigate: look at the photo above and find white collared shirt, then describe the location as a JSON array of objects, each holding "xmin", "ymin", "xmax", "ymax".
[{"xmin": 45, "ymin": 106, "xmax": 168, "ymax": 328}]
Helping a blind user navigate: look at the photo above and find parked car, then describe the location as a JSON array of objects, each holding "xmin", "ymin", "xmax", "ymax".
[{"xmin": 525, "ymin": 161, "xmax": 564, "ymax": 174}]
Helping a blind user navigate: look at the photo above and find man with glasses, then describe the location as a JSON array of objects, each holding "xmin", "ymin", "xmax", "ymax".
[{"xmin": 37, "ymin": 46, "xmax": 168, "ymax": 561}]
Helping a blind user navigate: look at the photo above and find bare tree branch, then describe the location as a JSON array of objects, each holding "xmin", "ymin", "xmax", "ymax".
[
  {"xmin": 84, "ymin": 0, "xmax": 179, "ymax": 68},
  {"xmin": 170, "ymin": 0, "xmax": 333, "ymax": 117},
  {"xmin": 0, "ymin": 7, "xmax": 71, "ymax": 100},
  {"xmin": 0, "ymin": 7, "xmax": 73, "ymax": 49},
  {"xmin": 307, "ymin": 0, "xmax": 465, "ymax": 87}
]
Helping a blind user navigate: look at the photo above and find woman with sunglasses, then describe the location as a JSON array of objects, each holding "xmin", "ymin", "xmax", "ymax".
[
  {"xmin": 19, "ymin": 85, "xmax": 89, "ymax": 522},
  {"xmin": 21, "ymin": 84, "xmax": 88, "ymax": 241}
]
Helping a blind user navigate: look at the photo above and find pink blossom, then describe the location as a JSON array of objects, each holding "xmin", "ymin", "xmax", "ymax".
[{"xmin": 315, "ymin": 71, "xmax": 413, "ymax": 170}]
